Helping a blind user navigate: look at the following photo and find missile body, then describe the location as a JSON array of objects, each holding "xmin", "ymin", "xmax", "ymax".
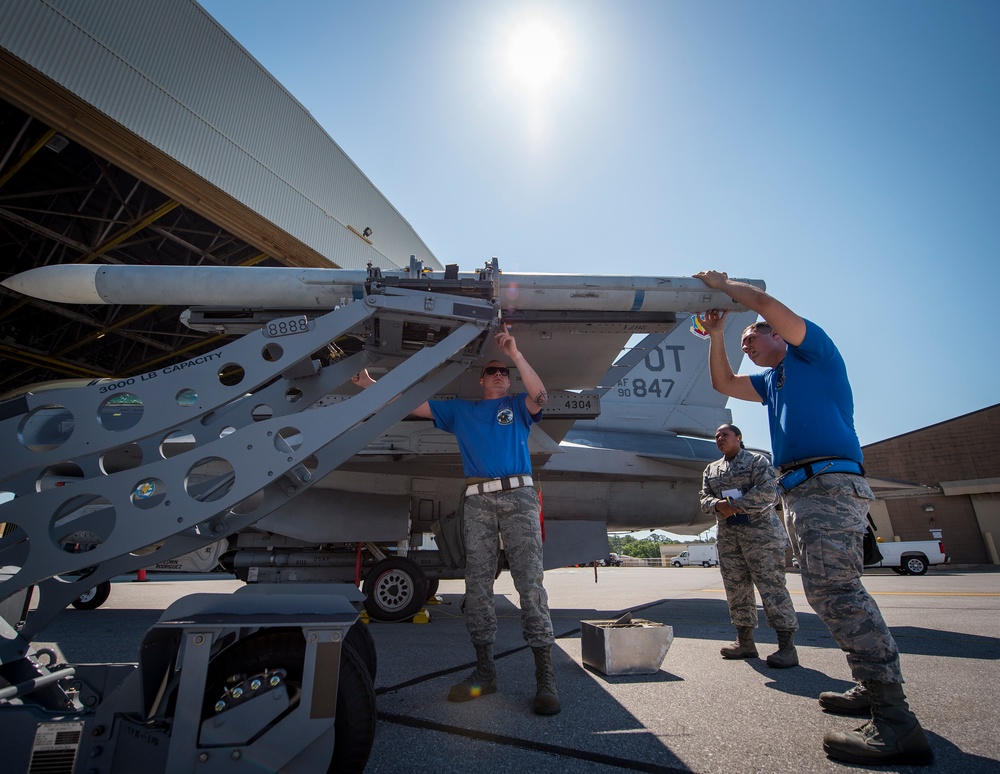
[{"xmin": 2, "ymin": 264, "xmax": 763, "ymax": 313}]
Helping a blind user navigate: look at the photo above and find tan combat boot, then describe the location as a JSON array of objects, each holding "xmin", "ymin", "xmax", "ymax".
[
  {"xmin": 448, "ymin": 643, "xmax": 497, "ymax": 702},
  {"xmin": 823, "ymin": 681, "xmax": 934, "ymax": 765},
  {"xmin": 819, "ymin": 682, "xmax": 872, "ymax": 716},
  {"xmin": 765, "ymin": 629, "xmax": 799, "ymax": 668},
  {"xmin": 531, "ymin": 645, "xmax": 560, "ymax": 715},
  {"xmin": 720, "ymin": 626, "xmax": 758, "ymax": 659}
]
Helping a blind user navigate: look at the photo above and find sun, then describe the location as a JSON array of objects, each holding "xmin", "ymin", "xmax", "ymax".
[{"xmin": 504, "ymin": 16, "xmax": 567, "ymax": 96}]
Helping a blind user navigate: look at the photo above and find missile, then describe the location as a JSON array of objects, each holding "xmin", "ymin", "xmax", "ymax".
[{"xmin": 2, "ymin": 264, "xmax": 763, "ymax": 314}]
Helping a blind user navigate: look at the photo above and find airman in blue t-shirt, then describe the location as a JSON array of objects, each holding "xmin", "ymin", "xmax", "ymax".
[
  {"xmin": 353, "ymin": 325, "xmax": 559, "ymax": 716},
  {"xmin": 694, "ymin": 270, "xmax": 932, "ymax": 766}
]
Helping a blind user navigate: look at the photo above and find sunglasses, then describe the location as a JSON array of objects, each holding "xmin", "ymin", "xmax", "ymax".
[{"xmin": 482, "ymin": 366, "xmax": 510, "ymax": 377}]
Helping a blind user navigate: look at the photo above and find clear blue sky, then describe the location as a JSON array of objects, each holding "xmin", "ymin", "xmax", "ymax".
[{"xmin": 199, "ymin": 0, "xmax": 999, "ymax": 460}]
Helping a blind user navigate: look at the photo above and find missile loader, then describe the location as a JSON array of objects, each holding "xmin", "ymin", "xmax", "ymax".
[{"xmin": 0, "ymin": 260, "xmax": 500, "ymax": 774}]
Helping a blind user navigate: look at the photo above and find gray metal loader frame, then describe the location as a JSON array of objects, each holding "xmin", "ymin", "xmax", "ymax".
[{"xmin": 0, "ymin": 262, "xmax": 499, "ymax": 773}]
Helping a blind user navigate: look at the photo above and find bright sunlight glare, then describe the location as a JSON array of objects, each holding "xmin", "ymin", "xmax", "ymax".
[{"xmin": 504, "ymin": 16, "xmax": 567, "ymax": 95}]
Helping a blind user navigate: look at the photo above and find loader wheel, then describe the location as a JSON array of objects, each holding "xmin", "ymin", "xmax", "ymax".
[
  {"xmin": 346, "ymin": 618, "xmax": 377, "ymax": 681},
  {"xmin": 363, "ymin": 557, "xmax": 428, "ymax": 622},
  {"xmin": 71, "ymin": 580, "xmax": 111, "ymax": 610},
  {"xmin": 203, "ymin": 629, "xmax": 375, "ymax": 774}
]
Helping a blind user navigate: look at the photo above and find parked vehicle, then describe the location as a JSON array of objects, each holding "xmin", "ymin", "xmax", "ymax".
[
  {"xmin": 865, "ymin": 539, "xmax": 949, "ymax": 576},
  {"xmin": 602, "ymin": 552, "xmax": 623, "ymax": 567},
  {"xmin": 671, "ymin": 544, "xmax": 719, "ymax": 567}
]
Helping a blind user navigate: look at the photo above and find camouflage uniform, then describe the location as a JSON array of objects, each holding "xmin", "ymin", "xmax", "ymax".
[
  {"xmin": 781, "ymin": 472, "xmax": 901, "ymax": 683},
  {"xmin": 462, "ymin": 485, "xmax": 554, "ymax": 648},
  {"xmin": 701, "ymin": 449, "xmax": 797, "ymax": 632}
]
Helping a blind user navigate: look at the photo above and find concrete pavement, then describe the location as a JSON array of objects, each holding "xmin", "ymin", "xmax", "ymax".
[{"xmin": 30, "ymin": 565, "xmax": 1000, "ymax": 773}]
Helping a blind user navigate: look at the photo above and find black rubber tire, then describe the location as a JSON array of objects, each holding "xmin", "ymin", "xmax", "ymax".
[
  {"xmin": 202, "ymin": 628, "xmax": 376, "ymax": 774},
  {"xmin": 346, "ymin": 619, "xmax": 377, "ymax": 682},
  {"xmin": 904, "ymin": 556, "xmax": 928, "ymax": 576},
  {"xmin": 332, "ymin": 639, "xmax": 378, "ymax": 772},
  {"xmin": 424, "ymin": 577, "xmax": 440, "ymax": 600},
  {"xmin": 71, "ymin": 580, "xmax": 111, "ymax": 610},
  {"xmin": 363, "ymin": 557, "xmax": 428, "ymax": 622}
]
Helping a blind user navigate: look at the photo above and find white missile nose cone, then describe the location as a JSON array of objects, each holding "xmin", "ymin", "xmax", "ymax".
[{"xmin": 2, "ymin": 265, "xmax": 103, "ymax": 304}]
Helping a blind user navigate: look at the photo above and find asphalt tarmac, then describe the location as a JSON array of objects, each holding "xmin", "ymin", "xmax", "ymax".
[{"xmin": 29, "ymin": 565, "xmax": 1000, "ymax": 774}]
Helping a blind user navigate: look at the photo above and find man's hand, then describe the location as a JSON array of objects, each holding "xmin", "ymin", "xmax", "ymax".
[
  {"xmin": 701, "ymin": 308, "xmax": 728, "ymax": 335},
  {"xmin": 353, "ymin": 368, "xmax": 433, "ymax": 417},
  {"xmin": 352, "ymin": 369, "xmax": 375, "ymax": 389},
  {"xmin": 494, "ymin": 325, "xmax": 519, "ymax": 358},
  {"xmin": 495, "ymin": 324, "xmax": 547, "ymax": 412},
  {"xmin": 693, "ymin": 270, "xmax": 730, "ymax": 290}
]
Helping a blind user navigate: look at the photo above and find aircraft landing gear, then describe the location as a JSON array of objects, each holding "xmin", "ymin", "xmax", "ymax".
[
  {"xmin": 363, "ymin": 557, "xmax": 429, "ymax": 622},
  {"xmin": 71, "ymin": 579, "xmax": 112, "ymax": 610}
]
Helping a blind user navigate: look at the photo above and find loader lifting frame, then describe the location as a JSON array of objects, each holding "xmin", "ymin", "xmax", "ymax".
[{"xmin": 0, "ymin": 260, "xmax": 499, "ymax": 773}]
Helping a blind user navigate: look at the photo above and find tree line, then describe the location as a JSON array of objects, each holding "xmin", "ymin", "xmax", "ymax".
[{"xmin": 608, "ymin": 533, "xmax": 717, "ymax": 560}]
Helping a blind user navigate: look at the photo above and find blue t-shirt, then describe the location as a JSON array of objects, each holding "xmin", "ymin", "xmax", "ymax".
[
  {"xmin": 748, "ymin": 319, "xmax": 862, "ymax": 468},
  {"xmin": 429, "ymin": 394, "xmax": 541, "ymax": 479}
]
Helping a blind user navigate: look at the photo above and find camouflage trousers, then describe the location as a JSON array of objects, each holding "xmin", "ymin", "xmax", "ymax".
[
  {"xmin": 462, "ymin": 486, "xmax": 555, "ymax": 648},
  {"xmin": 717, "ymin": 512, "xmax": 798, "ymax": 631},
  {"xmin": 782, "ymin": 472, "xmax": 903, "ymax": 683}
]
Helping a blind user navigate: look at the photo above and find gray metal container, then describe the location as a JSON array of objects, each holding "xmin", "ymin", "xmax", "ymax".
[{"xmin": 581, "ymin": 617, "xmax": 673, "ymax": 675}]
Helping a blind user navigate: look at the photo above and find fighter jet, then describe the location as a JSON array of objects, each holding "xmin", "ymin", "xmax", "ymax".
[{"xmin": 212, "ymin": 304, "xmax": 756, "ymax": 620}]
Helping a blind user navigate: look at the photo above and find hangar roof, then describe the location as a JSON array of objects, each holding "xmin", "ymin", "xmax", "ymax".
[{"xmin": 0, "ymin": 0, "xmax": 440, "ymax": 394}]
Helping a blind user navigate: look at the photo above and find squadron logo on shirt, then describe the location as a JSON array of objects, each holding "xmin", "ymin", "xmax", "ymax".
[{"xmin": 496, "ymin": 408, "xmax": 514, "ymax": 425}]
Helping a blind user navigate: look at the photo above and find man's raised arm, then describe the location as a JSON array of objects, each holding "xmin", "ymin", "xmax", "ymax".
[
  {"xmin": 351, "ymin": 369, "xmax": 434, "ymax": 418},
  {"xmin": 693, "ymin": 270, "xmax": 806, "ymax": 347},
  {"xmin": 699, "ymin": 310, "xmax": 761, "ymax": 403},
  {"xmin": 495, "ymin": 326, "xmax": 546, "ymax": 415}
]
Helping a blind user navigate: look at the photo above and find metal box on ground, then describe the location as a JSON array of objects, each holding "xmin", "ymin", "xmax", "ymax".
[{"xmin": 581, "ymin": 615, "xmax": 673, "ymax": 675}]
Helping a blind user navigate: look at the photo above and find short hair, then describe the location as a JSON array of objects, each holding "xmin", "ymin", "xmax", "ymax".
[
  {"xmin": 741, "ymin": 321, "xmax": 772, "ymax": 338},
  {"xmin": 717, "ymin": 423, "xmax": 746, "ymax": 449}
]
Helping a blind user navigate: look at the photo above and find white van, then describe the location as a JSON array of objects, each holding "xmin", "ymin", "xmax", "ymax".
[{"xmin": 671, "ymin": 544, "xmax": 719, "ymax": 567}]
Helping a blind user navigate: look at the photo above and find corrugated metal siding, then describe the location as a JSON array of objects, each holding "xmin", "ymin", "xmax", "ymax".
[{"xmin": 0, "ymin": 0, "xmax": 440, "ymax": 270}]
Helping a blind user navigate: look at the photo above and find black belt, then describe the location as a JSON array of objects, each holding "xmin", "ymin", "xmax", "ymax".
[{"xmin": 777, "ymin": 458, "xmax": 864, "ymax": 493}]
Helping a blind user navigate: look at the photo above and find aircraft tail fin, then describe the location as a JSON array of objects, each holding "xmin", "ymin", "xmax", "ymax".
[{"xmin": 586, "ymin": 311, "xmax": 757, "ymax": 438}]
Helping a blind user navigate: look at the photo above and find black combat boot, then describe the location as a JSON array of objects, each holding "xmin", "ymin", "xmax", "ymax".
[
  {"xmin": 447, "ymin": 643, "xmax": 497, "ymax": 702},
  {"xmin": 720, "ymin": 626, "xmax": 758, "ymax": 659},
  {"xmin": 531, "ymin": 645, "xmax": 560, "ymax": 715},
  {"xmin": 819, "ymin": 682, "xmax": 872, "ymax": 716},
  {"xmin": 822, "ymin": 681, "xmax": 934, "ymax": 765},
  {"xmin": 765, "ymin": 629, "xmax": 799, "ymax": 668}
]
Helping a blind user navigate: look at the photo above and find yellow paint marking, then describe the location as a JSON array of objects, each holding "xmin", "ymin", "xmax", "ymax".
[{"xmin": 701, "ymin": 589, "xmax": 1000, "ymax": 597}]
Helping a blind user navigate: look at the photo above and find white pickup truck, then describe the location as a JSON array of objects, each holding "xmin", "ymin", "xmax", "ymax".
[{"xmin": 865, "ymin": 539, "xmax": 949, "ymax": 576}]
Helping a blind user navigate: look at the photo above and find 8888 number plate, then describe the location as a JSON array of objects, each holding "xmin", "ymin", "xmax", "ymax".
[{"xmin": 264, "ymin": 315, "xmax": 313, "ymax": 338}]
